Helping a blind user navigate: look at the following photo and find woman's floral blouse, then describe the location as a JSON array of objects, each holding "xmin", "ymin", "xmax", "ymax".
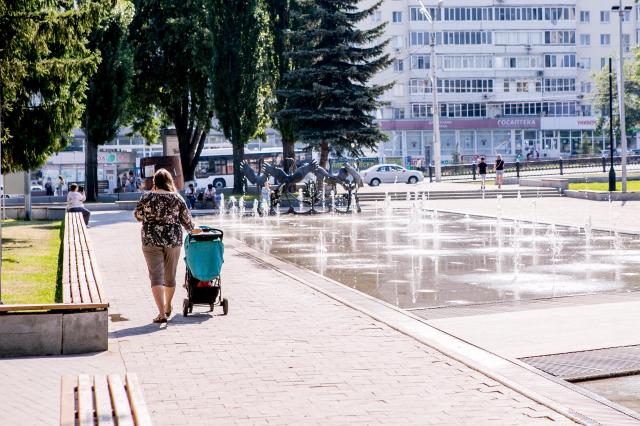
[{"xmin": 134, "ymin": 192, "xmax": 195, "ymax": 247}]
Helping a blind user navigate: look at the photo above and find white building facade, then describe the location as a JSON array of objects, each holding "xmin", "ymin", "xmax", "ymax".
[{"xmin": 363, "ymin": 0, "xmax": 640, "ymax": 166}]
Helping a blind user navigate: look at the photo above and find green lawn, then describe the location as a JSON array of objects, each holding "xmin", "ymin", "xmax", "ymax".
[
  {"xmin": 1, "ymin": 220, "xmax": 62, "ymax": 304},
  {"xmin": 568, "ymin": 181, "xmax": 640, "ymax": 192}
]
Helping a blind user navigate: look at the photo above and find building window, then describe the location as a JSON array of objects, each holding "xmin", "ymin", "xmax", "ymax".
[
  {"xmin": 392, "ymin": 108, "xmax": 405, "ymax": 119},
  {"xmin": 580, "ymin": 10, "xmax": 590, "ymax": 22},
  {"xmin": 392, "ymin": 11, "xmax": 402, "ymax": 23},
  {"xmin": 440, "ymin": 55, "xmax": 493, "ymax": 69},
  {"xmin": 579, "ymin": 58, "xmax": 591, "ymax": 69},
  {"xmin": 544, "ymin": 54, "xmax": 576, "ymax": 68},
  {"xmin": 600, "ymin": 11, "xmax": 610, "ymax": 23},
  {"xmin": 516, "ymin": 80, "xmax": 529, "ymax": 92},
  {"xmin": 411, "ymin": 104, "xmax": 429, "ymax": 118},
  {"xmin": 503, "ymin": 101, "xmax": 577, "ymax": 117},
  {"xmin": 581, "ymin": 105, "xmax": 592, "ymax": 116},
  {"xmin": 544, "ymin": 30, "xmax": 575, "ymax": 44},
  {"xmin": 600, "ymin": 34, "xmax": 611, "ymax": 46},
  {"xmin": 393, "ymin": 83, "xmax": 404, "ymax": 97},
  {"xmin": 393, "ymin": 59, "xmax": 404, "ymax": 72},
  {"xmin": 410, "ymin": 55, "xmax": 430, "ymax": 70},
  {"xmin": 543, "ymin": 78, "xmax": 576, "ymax": 92},
  {"xmin": 623, "ymin": 34, "xmax": 631, "ymax": 52},
  {"xmin": 503, "ymin": 80, "xmax": 510, "ymax": 92},
  {"xmin": 495, "ymin": 31, "xmax": 544, "ymax": 45},
  {"xmin": 442, "ymin": 31, "xmax": 492, "ymax": 45},
  {"xmin": 601, "ymin": 57, "xmax": 607, "ymax": 68},
  {"xmin": 581, "ymin": 82, "xmax": 592, "ymax": 93},
  {"xmin": 371, "ymin": 11, "xmax": 382, "ymax": 23},
  {"xmin": 579, "ymin": 34, "xmax": 590, "ymax": 46},
  {"xmin": 394, "ymin": 36, "xmax": 404, "ymax": 49}
]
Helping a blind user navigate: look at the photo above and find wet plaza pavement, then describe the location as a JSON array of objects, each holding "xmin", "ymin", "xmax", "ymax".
[{"xmin": 203, "ymin": 208, "xmax": 640, "ymax": 310}]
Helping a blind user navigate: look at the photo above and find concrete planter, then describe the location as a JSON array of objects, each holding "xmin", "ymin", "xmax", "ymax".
[
  {"xmin": 0, "ymin": 310, "xmax": 107, "ymax": 357},
  {"xmin": 564, "ymin": 190, "xmax": 640, "ymax": 202}
]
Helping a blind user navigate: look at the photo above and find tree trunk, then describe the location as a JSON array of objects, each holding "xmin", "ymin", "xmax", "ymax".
[
  {"xmin": 281, "ymin": 133, "xmax": 296, "ymax": 173},
  {"xmin": 84, "ymin": 139, "xmax": 98, "ymax": 202},
  {"xmin": 232, "ymin": 141, "xmax": 245, "ymax": 194},
  {"xmin": 319, "ymin": 140, "xmax": 330, "ymax": 170}
]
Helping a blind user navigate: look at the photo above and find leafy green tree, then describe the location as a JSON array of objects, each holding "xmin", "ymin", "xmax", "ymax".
[
  {"xmin": 267, "ymin": 0, "xmax": 299, "ymax": 172},
  {"xmin": 592, "ymin": 52, "xmax": 640, "ymax": 145},
  {"xmin": 0, "ymin": 1, "xmax": 105, "ymax": 173},
  {"xmin": 211, "ymin": 0, "xmax": 273, "ymax": 193},
  {"xmin": 277, "ymin": 0, "xmax": 392, "ymax": 169},
  {"xmin": 82, "ymin": 1, "xmax": 134, "ymax": 201},
  {"xmin": 129, "ymin": 0, "xmax": 215, "ymax": 181}
]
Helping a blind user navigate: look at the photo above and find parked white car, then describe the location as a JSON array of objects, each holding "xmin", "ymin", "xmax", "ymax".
[{"xmin": 361, "ymin": 164, "xmax": 424, "ymax": 186}]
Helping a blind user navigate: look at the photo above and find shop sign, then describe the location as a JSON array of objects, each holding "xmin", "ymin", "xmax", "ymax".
[
  {"xmin": 380, "ymin": 118, "xmax": 541, "ymax": 131},
  {"xmin": 540, "ymin": 117, "xmax": 597, "ymax": 130}
]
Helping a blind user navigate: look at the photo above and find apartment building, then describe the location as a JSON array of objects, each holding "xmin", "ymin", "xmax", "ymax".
[{"xmin": 363, "ymin": 0, "xmax": 640, "ymax": 165}]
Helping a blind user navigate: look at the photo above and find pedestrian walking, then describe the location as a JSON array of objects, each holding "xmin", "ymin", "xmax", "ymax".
[
  {"xmin": 44, "ymin": 177, "xmax": 54, "ymax": 196},
  {"xmin": 66, "ymin": 183, "xmax": 91, "ymax": 226},
  {"xmin": 477, "ymin": 157, "xmax": 488, "ymax": 190},
  {"xmin": 56, "ymin": 176, "xmax": 65, "ymax": 196},
  {"xmin": 134, "ymin": 169, "xmax": 201, "ymax": 323},
  {"xmin": 127, "ymin": 171, "xmax": 135, "ymax": 192},
  {"xmin": 494, "ymin": 154, "xmax": 505, "ymax": 189}
]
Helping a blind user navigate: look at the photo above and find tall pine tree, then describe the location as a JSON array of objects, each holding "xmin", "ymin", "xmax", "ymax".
[
  {"xmin": 129, "ymin": 0, "xmax": 215, "ymax": 181},
  {"xmin": 211, "ymin": 0, "xmax": 273, "ymax": 193},
  {"xmin": 267, "ymin": 0, "xmax": 299, "ymax": 172},
  {"xmin": 82, "ymin": 1, "xmax": 133, "ymax": 201},
  {"xmin": 278, "ymin": 0, "xmax": 392, "ymax": 169},
  {"xmin": 0, "ymin": 1, "xmax": 106, "ymax": 172}
]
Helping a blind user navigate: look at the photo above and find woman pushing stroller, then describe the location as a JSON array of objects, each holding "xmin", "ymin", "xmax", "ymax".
[{"xmin": 134, "ymin": 169, "xmax": 202, "ymax": 323}]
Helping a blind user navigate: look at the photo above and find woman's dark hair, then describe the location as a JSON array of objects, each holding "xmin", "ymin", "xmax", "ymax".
[
  {"xmin": 153, "ymin": 168, "xmax": 177, "ymax": 192},
  {"xmin": 69, "ymin": 183, "xmax": 78, "ymax": 191}
]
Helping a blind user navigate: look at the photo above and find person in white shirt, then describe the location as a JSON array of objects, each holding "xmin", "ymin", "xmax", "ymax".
[{"xmin": 66, "ymin": 183, "xmax": 91, "ymax": 226}]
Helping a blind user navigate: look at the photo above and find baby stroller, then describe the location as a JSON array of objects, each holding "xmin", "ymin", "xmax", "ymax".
[{"xmin": 182, "ymin": 226, "xmax": 228, "ymax": 316}]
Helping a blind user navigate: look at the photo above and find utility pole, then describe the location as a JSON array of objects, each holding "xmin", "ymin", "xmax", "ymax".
[
  {"xmin": 419, "ymin": 0, "xmax": 444, "ymax": 182},
  {"xmin": 609, "ymin": 58, "xmax": 616, "ymax": 192},
  {"xmin": 613, "ymin": 1, "xmax": 632, "ymax": 192}
]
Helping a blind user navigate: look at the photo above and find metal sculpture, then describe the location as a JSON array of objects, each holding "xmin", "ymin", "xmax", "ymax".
[
  {"xmin": 240, "ymin": 159, "xmax": 363, "ymax": 215},
  {"xmin": 313, "ymin": 163, "xmax": 364, "ymax": 189},
  {"xmin": 241, "ymin": 161, "xmax": 269, "ymax": 187}
]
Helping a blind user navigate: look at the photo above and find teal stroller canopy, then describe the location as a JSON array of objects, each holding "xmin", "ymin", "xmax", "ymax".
[{"xmin": 184, "ymin": 228, "xmax": 224, "ymax": 281}]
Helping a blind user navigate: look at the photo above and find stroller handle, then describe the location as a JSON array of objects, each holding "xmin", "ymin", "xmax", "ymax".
[{"xmin": 189, "ymin": 226, "xmax": 223, "ymax": 242}]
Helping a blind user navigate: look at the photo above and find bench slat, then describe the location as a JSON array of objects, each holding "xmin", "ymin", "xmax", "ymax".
[
  {"xmin": 77, "ymin": 374, "xmax": 94, "ymax": 426},
  {"xmin": 108, "ymin": 375, "xmax": 135, "ymax": 426},
  {"xmin": 60, "ymin": 375, "xmax": 76, "ymax": 426},
  {"xmin": 78, "ymin": 224, "xmax": 101, "ymax": 304},
  {"xmin": 125, "ymin": 373, "xmax": 153, "ymax": 426},
  {"xmin": 0, "ymin": 302, "xmax": 107, "ymax": 312},
  {"xmin": 73, "ymin": 214, "xmax": 89, "ymax": 304},
  {"xmin": 62, "ymin": 217, "xmax": 71, "ymax": 304},
  {"xmin": 68, "ymin": 214, "xmax": 80, "ymax": 303},
  {"xmin": 94, "ymin": 375, "xmax": 115, "ymax": 426}
]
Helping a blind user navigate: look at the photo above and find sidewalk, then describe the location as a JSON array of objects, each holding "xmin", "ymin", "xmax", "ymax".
[{"xmin": 1, "ymin": 210, "xmax": 573, "ymax": 425}]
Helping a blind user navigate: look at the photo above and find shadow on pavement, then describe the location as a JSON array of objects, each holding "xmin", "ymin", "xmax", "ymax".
[{"xmin": 109, "ymin": 315, "xmax": 213, "ymax": 338}]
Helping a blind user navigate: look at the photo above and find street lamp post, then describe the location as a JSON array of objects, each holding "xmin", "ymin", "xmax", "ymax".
[
  {"xmin": 612, "ymin": 2, "xmax": 632, "ymax": 192},
  {"xmin": 419, "ymin": 0, "xmax": 443, "ymax": 182},
  {"xmin": 609, "ymin": 58, "xmax": 616, "ymax": 192}
]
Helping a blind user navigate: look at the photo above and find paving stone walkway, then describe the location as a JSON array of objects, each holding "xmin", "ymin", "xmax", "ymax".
[{"xmin": 0, "ymin": 210, "xmax": 575, "ymax": 425}]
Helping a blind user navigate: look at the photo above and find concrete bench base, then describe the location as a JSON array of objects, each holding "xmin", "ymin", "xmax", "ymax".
[{"xmin": 0, "ymin": 310, "xmax": 107, "ymax": 357}]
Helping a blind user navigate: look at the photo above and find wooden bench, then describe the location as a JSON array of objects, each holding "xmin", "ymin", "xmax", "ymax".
[
  {"xmin": 0, "ymin": 212, "xmax": 109, "ymax": 356},
  {"xmin": 62, "ymin": 211, "xmax": 108, "ymax": 307},
  {"xmin": 60, "ymin": 373, "xmax": 153, "ymax": 426}
]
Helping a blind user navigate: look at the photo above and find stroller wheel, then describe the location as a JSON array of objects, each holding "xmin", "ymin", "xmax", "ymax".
[
  {"xmin": 182, "ymin": 299, "xmax": 189, "ymax": 317},
  {"xmin": 209, "ymin": 304, "xmax": 214, "ymax": 312},
  {"xmin": 222, "ymin": 298, "xmax": 229, "ymax": 316}
]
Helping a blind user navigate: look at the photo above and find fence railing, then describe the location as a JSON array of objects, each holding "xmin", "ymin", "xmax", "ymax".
[{"xmin": 426, "ymin": 155, "xmax": 640, "ymax": 182}]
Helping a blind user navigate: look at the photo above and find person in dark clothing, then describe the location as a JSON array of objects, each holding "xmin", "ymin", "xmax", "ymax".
[
  {"xmin": 494, "ymin": 154, "xmax": 505, "ymax": 189},
  {"xmin": 477, "ymin": 157, "xmax": 488, "ymax": 190}
]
